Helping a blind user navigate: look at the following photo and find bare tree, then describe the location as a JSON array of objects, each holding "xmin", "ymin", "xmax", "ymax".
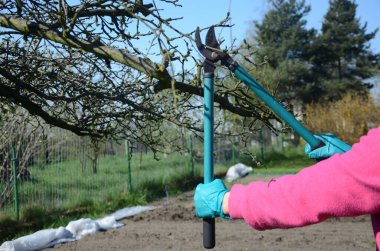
[
  {"xmin": 0, "ymin": 108, "xmax": 43, "ymax": 207},
  {"xmin": 0, "ymin": 0, "xmax": 278, "ymax": 152}
]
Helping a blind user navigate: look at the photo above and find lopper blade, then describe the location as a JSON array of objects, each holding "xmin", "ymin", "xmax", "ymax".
[{"xmin": 205, "ymin": 26, "xmax": 220, "ymax": 50}]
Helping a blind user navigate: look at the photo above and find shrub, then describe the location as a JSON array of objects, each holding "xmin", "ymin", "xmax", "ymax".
[{"xmin": 304, "ymin": 93, "xmax": 380, "ymax": 144}]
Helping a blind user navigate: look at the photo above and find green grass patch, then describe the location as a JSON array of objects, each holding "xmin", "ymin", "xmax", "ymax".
[
  {"xmin": 0, "ymin": 152, "xmax": 227, "ymax": 242},
  {"xmin": 253, "ymin": 148, "xmax": 314, "ymax": 174},
  {"xmin": 238, "ymin": 146, "xmax": 314, "ymax": 174}
]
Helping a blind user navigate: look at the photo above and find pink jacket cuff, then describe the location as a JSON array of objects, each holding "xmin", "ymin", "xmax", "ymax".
[{"xmin": 229, "ymin": 184, "xmax": 247, "ymax": 220}]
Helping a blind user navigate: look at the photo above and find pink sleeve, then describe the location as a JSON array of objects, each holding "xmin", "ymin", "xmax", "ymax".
[{"xmin": 229, "ymin": 126, "xmax": 380, "ymax": 231}]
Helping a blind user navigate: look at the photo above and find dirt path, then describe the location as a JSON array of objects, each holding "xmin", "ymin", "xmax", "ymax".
[{"xmin": 45, "ymin": 175, "xmax": 375, "ymax": 251}]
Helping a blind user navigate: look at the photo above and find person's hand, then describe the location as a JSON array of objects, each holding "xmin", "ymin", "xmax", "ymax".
[
  {"xmin": 305, "ymin": 133, "xmax": 352, "ymax": 159},
  {"xmin": 194, "ymin": 179, "xmax": 230, "ymax": 219}
]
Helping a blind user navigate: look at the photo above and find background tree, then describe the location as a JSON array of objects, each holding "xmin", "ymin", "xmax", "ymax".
[
  {"xmin": 310, "ymin": 0, "xmax": 379, "ymax": 102},
  {"xmin": 0, "ymin": 0, "xmax": 279, "ymax": 152},
  {"xmin": 249, "ymin": 0, "xmax": 316, "ymax": 104}
]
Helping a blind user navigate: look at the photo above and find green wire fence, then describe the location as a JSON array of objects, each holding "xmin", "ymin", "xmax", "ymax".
[{"xmin": 1, "ymin": 123, "xmax": 290, "ymax": 221}]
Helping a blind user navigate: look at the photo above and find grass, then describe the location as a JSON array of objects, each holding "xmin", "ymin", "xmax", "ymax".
[
  {"xmin": 0, "ymin": 147, "xmax": 312, "ymax": 243},
  {"xmin": 230, "ymin": 148, "xmax": 315, "ymax": 187},
  {"xmin": 251, "ymin": 147, "xmax": 315, "ymax": 174},
  {"xmin": 0, "ymin": 152, "xmax": 227, "ymax": 242},
  {"xmin": 17, "ymin": 153, "xmax": 195, "ymax": 209}
]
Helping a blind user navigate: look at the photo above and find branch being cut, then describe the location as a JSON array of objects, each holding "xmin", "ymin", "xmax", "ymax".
[{"xmin": 0, "ymin": 14, "xmax": 267, "ymax": 118}]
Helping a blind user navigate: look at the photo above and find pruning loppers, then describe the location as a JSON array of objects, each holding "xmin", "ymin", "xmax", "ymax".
[
  {"xmin": 195, "ymin": 26, "xmax": 325, "ymax": 249},
  {"xmin": 196, "ymin": 27, "xmax": 218, "ymax": 249},
  {"xmin": 195, "ymin": 26, "xmax": 326, "ymax": 148}
]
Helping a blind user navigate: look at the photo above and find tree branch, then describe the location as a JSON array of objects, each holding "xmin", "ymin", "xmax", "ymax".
[
  {"xmin": 0, "ymin": 82, "xmax": 102, "ymax": 137},
  {"xmin": 156, "ymin": 81, "xmax": 260, "ymax": 117},
  {"xmin": 0, "ymin": 14, "xmax": 167, "ymax": 81},
  {"xmin": 0, "ymin": 14, "xmax": 264, "ymax": 119}
]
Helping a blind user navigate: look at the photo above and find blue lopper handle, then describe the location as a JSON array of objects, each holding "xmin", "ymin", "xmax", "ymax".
[
  {"xmin": 233, "ymin": 65, "xmax": 320, "ymax": 149},
  {"xmin": 203, "ymin": 76, "xmax": 215, "ymax": 249}
]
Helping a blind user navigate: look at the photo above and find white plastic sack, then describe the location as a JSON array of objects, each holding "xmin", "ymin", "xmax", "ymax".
[
  {"xmin": 225, "ymin": 163, "xmax": 253, "ymax": 182},
  {"xmin": 65, "ymin": 216, "xmax": 124, "ymax": 240},
  {"xmin": 66, "ymin": 218, "xmax": 99, "ymax": 240},
  {"xmin": 109, "ymin": 205, "xmax": 156, "ymax": 220},
  {"xmin": 0, "ymin": 227, "xmax": 74, "ymax": 251},
  {"xmin": 96, "ymin": 216, "xmax": 124, "ymax": 230},
  {"xmin": 0, "ymin": 205, "xmax": 156, "ymax": 251}
]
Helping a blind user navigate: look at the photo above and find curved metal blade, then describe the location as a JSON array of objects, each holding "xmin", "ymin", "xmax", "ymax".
[
  {"xmin": 195, "ymin": 27, "xmax": 205, "ymax": 52},
  {"xmin": 195, "ymin": 27, "xmax": 217, "ymax": 61},
  {"xmin": 195, "ymin": 26, "xmax": 237, "ymax": 70},
  {"xmin": 205, "ymin": 26, "xmax": 220, "ymax": 50}
]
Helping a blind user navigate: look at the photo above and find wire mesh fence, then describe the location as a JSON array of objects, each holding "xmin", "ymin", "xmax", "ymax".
[
  {"xmin": 0, "ymin": 120, "xmax": 291, "ymax": 221},
  {"xmin": 0, "ymin": 126, "xmax": 193, "ymax": 220}
]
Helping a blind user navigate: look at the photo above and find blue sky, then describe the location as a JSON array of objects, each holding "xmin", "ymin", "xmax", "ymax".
[{"xmin": 157, "ymin": 0, "xmax": 380, "ymax": 53}]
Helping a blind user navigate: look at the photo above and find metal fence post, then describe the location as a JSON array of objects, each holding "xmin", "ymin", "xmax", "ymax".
[
  {"xmin": 231, "ymin": 136, "xmax": 236, "ymax": 163},
  {"xmin": 260, "ymin": 130, "xmax": 264, "ymax": 160},
  {"xmin": 281, "ymin": 132, "xmax": 285, "ymax": 152},
  {"xmin": 12, "ymin": 146, "xmax": 20, "ymax": 221},
  {"xmin": 188, "ymin": 134, "xmax": 194, "ymax": 176},
  {"xmin": 125, "ymin": 141, "xmax": 132, "ymax": 192}
]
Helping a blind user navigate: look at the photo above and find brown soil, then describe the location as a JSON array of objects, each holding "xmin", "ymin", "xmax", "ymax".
[{"xmin": 44, "ymin": 175, "xmax": 375, "ymax": 251}]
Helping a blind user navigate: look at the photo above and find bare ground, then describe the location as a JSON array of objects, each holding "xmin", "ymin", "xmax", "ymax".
[{"xmin": 44, "ymin": 175, "xmax": 375, "ymax": 251}]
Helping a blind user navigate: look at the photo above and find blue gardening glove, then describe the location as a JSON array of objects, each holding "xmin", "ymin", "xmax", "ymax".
[
  {"xmin": 194, "ymin": 179, "xmax": 230, "ymax": 219},
  {"xmin": 305, "ymin": 133, "xmax": 352, "ymax": 159}
]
